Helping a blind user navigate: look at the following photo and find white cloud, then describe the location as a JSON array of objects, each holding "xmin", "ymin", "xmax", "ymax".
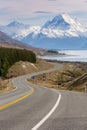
[{"xmin": 0, "ymin": 0, "xmax": 87, "ymax": 25}]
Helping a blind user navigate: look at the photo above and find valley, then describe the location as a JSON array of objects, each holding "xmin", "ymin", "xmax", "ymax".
[{"xmin": 1, "ymin": 1, "xmax": 87, "ymax": 130}]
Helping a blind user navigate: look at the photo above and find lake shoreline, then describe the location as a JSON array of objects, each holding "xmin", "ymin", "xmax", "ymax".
[{"xmin": 38, "ymin": 50, "xmax": 87, "ymax": 62}]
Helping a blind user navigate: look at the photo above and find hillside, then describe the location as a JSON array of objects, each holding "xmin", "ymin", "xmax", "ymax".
[
  {"xmin": 0, "ymin": 31, "xmax": 25, "ymax": 48},
  {"xmin": 29, "ymin": 62, "xmax": 87, "ymax": 92},
  {"xmin": 0, "ymin": 31, "xmax": 46, "ymax": 55},
  {"xmin": 7, "ymin": 59, "xmax": 53, "ymax": 78},
  {"xmin": 0, "ymin": 59, "xmax": 53, "ymax": 93},
  {"xmin": 0, "ymin": 47, "xmax": 36, "ymax": 77}
]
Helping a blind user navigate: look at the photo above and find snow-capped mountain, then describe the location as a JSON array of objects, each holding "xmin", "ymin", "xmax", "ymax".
[
  {"xmin": 0, "ymin": 14, "xmax": 87, "ymax": 49},
  {"xmin": 41, "ymin": 14, "xmax": 87, "ymax": 37},
  {"xmin": 0, "ymin": 21, "xmax": 41, "ymax": 40},
  {"xmin": 7, "ymin": 21, "xmax": 28, "ymax": 28},
  {"xmin": 0, "ymin": 30, "xmax": 29, "ymax": 48},
  {"xmin": 43, "ymin": 14, "xmax": 70, "ymax": 30},
  {"xmin": 22, "ymin": 14, "xmax": 87, "ymax": 49},
  {"xmin": 0, "ymin": 21, "xmax": 30, "ymax": 40}
]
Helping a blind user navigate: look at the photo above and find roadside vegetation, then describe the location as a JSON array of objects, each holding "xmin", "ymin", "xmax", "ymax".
[
  {"xmin": 7, "ymin": 59, "xmax": 54, "ymax": 78},
  {"xmin": 0, "ymin": 47, "xmax": 36, "ymax": 93},
  {"xmin": 0, "ymin": 47, "xmax": 36, "ymax": 77},
  {"xmin": 29, "ymin": 62, "xmax": 87, "ymax": 92},
  {"xmin": 0, "ymin": 47, "xmax": 53, "ymax": 93},
  {"xmin": 56, "ymin": 68, "xmax": 85, "ymax": 90},
  {"xmin": 1, "ymin": 47, "xmax": 87, "ymax": 93},
  {"xmin": 0, "ymin": 78, "xmax": 15, "ymax": 94}
]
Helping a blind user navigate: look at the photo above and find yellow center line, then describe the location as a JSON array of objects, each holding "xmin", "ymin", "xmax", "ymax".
[{"xmin": 0, "ymin": 88, "xmax": 34, "ymax": 111}]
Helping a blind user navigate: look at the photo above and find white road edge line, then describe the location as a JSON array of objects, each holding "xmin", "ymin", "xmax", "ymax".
[{"xmin": 31, "ymin": 94, "xmax": 61, "ymax": 130}]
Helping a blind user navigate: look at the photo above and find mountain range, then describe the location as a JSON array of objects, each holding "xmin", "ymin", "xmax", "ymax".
[
  {"xmin": 0, "ymin": 31, "xmax": 45, "ymax": 55},
  {"xmin": 0, "ymin": 14, "xmax": 87, "ymax": 49}
]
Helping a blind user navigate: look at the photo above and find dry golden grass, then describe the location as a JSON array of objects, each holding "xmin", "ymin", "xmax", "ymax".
[
  {"xmin": 0, "ymin": 59, "xmax": 54, "ymax": 93},
  {"xmin": 28, "ymin": 62, "xmax": 87, "ymax": 93},
  {"xmin": 0, "ymin": 78, "xmax": 15, "ymax": 94},
  {"xmin": 7, "ymin": 59, "xmax": 54, "ymax": 78}
]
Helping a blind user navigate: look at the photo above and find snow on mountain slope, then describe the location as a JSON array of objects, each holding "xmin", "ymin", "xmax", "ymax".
[
  {"xmin": 12, "ymin": 25, "xmax": 41, "ymax": 40},
  {"xmin": 43, "ymin": 14, "xmax": 70, "ymax": 30},
  {"xmin": 0, "ymin": 21, "xmax": 29, "ymax": 39},
  {"xmin": 0, "ymin": 21, "xmax": 41, "ymax": 40},
  {"xmin": 22, "ymin": 14, "xmax": 87, "ymax": 42},
  {"xmin": 0, "ymin": 14, "xmax": 87, "ymax": 49},
  {"xmin": 7, "ymin": 21, "xmax": 28, "ymax": 28},
  {"xmin": 0, "ymin": 14, "xmax": 87, "ymax": 39},
  {"xmin": 41, "ymin": 14, "xmax": 87, "ymax": 38},
  {"xmin": 22, "ymin": 14, "xmax": 87, "ymax": 49},
  {"xmin": 0, "ymin": 31, "xmax": 29, "ymax": 48}
]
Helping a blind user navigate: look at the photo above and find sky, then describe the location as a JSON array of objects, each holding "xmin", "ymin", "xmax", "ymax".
[{"xmin": 0, "ymin": 0, "xmax": 87, "ymax": 26}]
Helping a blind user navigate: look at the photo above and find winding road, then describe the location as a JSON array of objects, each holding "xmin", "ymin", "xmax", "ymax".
[{"xmin": 0, "ymin": 63, "xmax": 87, "ymax": 130}]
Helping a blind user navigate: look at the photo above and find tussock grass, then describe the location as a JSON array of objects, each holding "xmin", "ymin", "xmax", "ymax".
[
  {"xmin": 0, "ymin": 79, "xmax": 15, "ymax": 94},
  {"xmin": 29, "ymin": 62, "xmax": 87, "ymax": 93}
]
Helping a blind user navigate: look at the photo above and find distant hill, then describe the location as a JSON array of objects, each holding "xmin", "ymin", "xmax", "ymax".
[
  {"xmin": 0, "ymin": 31, "xmax": 46, "ymax": 55},
  {"xmin": 0, "ymin": 47, "xmax": 36, "ymax": 77},
  {"xmin": 0, "ymin": 31, "xmax": 26, "ymax": 48}
]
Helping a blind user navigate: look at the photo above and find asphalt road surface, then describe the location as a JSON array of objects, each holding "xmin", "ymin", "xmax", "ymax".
[{"xmin": 0, "ymin": 63, "xmax": 87, "ymax": 130}]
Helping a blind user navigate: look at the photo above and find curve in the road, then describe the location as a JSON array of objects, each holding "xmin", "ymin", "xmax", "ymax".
[
  {"xmin": 31, "ymin": 94, "xmax": 61, "ymax": 130},
  {"xmin": 1, "ymin": 63, "xmax": 87, "ymax": 130},
  {"xmin": 0, "ymin": 88, "xmax": 34, "ymax": 110},
  {"xmin": 0, "ymin": 63, "xmax": 62, "ymax": 111}
]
